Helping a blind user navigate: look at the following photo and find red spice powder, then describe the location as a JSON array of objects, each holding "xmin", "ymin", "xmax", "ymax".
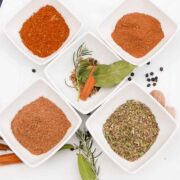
[
  {"xmin": 11, "ymin": 97, "xmax": 71, "ymax": 155},
  {"xmin": 19, "ymin": 5, "xmax": 70, "ymax": 58},
  {"xmin": 111, "ymin": 13, "xmax": 164, "ymax": 58}
]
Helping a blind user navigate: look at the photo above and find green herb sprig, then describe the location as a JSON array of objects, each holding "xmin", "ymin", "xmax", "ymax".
[
  {"xmin": 62, "ymin": 129, "xmax": 101, "ymax": 180},
  {"xmin": 73, "ymin": 43, "xmax": 92, "ymax": 99},
  {"xmin": 76, "ymin": 130, "xmax": 101, "ymax": 180}
]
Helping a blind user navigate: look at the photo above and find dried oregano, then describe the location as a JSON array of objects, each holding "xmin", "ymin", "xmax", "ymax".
[{"xmin": 103, "ymin": 100, "xmax": 159, "ymax": 161}]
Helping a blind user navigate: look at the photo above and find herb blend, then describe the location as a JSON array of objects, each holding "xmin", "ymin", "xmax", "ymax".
[
  {"xmin": 67, "ymin": 43, "xmax": 135, "ymax": 101},
  {"xmin": 103, "ymin": 100, "xmax": 159, "ymax": 161}
]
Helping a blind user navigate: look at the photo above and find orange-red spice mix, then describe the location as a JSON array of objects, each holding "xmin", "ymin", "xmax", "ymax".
[
  {"xmin": 19, "ymin": 5, "xmax": 70, "ymax": 58},
  {"xmin": 11, "ymin": 97, "xmax": 71, "ymax": 155},
  {"xmin": 112, "ymin": 13, "xmax": 164, "ymax": 58}
]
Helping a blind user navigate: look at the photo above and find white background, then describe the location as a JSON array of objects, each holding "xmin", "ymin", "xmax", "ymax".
[{"xmin": 0, "ymin": 0, "xmax": 180, "ymax": 179}]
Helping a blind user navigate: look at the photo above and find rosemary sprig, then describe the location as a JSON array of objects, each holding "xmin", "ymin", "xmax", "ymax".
[
  {"xmin": 76, "ymin": 129, "xmax": 102, "ymax": 180},
  {"xmin": 73, "ymin": 43, "xmax": 92, "ymax": 100}
]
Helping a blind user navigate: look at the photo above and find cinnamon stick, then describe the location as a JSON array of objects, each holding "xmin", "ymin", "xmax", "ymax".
[
  {"xmin": 0, "ymin": 153, "xmax": 22, "ymax": 165},
  {"xmin": 0, "ymin": 143, "xmax": 11, "ymax": 151}
]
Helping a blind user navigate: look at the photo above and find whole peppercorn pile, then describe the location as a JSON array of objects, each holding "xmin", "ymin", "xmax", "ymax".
[{"xmin": 128, "ymin": 61, "xmax": 164, "ymax": 88}]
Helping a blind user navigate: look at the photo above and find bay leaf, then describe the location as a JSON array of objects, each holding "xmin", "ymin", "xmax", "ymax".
[
  {"xmin": 93, "ymin": 61, "xmax": 135, "ymax": 88},
  {"xmin": 60, "ymin": 144, "xmax": 75, "ymax": 151},
  {"xmin": 77, "ymin": 154, "xmax": 96, "ymax": 180}
]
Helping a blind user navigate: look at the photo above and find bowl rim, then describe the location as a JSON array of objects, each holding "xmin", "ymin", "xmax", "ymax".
[
  {"xmin": 86, "ymin": 81, "xmax": 178, "ymax": 173},
  {"xmin": 0, "ymin": 78, "xmax": 82, "ymax": 167},
  {"xmin": 3, "ymin": 0, "xmax": 83, "ymax": 66},
  {"xmin": 97, "ymin": 0, "xmax": 179, "ymax": 67},
  {"xmin": 44, "ymin": 31, "xmax": 130, "ymax": 114}
]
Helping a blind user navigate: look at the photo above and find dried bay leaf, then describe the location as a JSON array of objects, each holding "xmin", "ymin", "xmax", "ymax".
[
  {"xmin": 93, "ymin": 61, "xmax": 135, "ymax": 87},
  {"xmin": 78, "ymin": 154, "xmax": 96, "ymax": 180}
]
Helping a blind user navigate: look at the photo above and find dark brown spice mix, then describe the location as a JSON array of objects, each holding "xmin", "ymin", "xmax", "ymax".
[
  {"xmin": 11, "ymin": 97, "xmax": 71, "ymax": 155},
  {"xmin": 19, "ymin": 5, "xmax": 70, "ymax": 58}
]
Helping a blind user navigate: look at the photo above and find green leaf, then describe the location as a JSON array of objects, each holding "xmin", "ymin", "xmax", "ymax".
[
  {"xmin": 77, "ymin": 60, "xmax": 91, "ymax": 84},
  {"xmin": 60, "ymin": 144, "xmax": 75, "ymax": 151},
  {"xmin": 78, "ymin": 154, "xmax": 96, "ymax": 180},
  {"xmin": 93, "ymin": 61, "xmax": 136, "ymax": 88}
]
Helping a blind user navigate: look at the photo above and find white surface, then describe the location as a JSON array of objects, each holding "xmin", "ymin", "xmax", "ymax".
[
  {"xmin": 86, "ymin": 82, "xmax": 177, "ymax": 173},
  {"xmin": 4, "ymin": 0, "xmax": 82, "ymax": 66},
  {"xmin": 98, "ymin": 0, "xmax": 178, "ymax": 66},
  {"xmin": 45, "ymin": 32, "xmax": 127, "ymax": 114},
  {"xmin": 0, "ymin": 0, "xmax": 180, "ymax": 180},
  {"xmin": 0, "ymin": 79, "xmax": 82, "ymax": 167}
]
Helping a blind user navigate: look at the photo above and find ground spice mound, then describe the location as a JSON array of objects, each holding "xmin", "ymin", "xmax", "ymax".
[
  {"xmin": 11, "ymin": 97, "xmax": 71, "ymax": 155},
  {"xmin": 19, "ymin": 5, "xmax": 70, "ymax": 58},
  {"xmin": 103, "ymin": 100, "xmax": 159, "ymax": 161},
  {"xmin": 111, "ymin": 12, "xmax": 164, "ymax": 58}
]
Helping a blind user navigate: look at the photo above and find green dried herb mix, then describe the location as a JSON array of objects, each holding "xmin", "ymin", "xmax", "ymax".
[{"xmin": 103, "ymin": 100, "xmax": 159, "ymax": 161}]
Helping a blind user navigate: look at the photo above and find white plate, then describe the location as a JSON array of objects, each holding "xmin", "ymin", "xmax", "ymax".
[
  {"xmin": 98, "ymin": 0, "xmax": 178, "ymax": 66},
  {"xmin": 0, "ymin": 78, "xmax": 82, "ymax": 167},
  {"xmin": 4, "ymin": 0, "xmax": 82, "ymax": 66},
  {"xmin": 86, "ymin": 81, "xmax": 178, "ymax": 173},
  {"xmin": 45, "ymin": 32, "xmax": 130, "ymax": 114}
]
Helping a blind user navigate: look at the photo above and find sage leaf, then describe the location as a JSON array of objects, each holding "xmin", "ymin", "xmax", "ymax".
[
  {"xmin": 77, "ymin": 60, "xmax": 91, "ymax": 84},
  {"xmin": 93, "ymin": 61, "xmax": 136, "ymax": 88},
  {"xmin": 78, "ymin": 154, "xmax": 96, "ymax": 180}
]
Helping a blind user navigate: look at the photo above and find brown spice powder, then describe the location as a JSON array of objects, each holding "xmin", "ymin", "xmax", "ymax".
[
  {"xmin": 11, "ymin": 97, "xmax": 71, "ymax": 155},
  {"xmin": 111, "ymin": 12, "xmax": 164, "ymax": 58},
  {"xmin": 19, "ymin": 5, "xmax": 70, "ymax": 58}
]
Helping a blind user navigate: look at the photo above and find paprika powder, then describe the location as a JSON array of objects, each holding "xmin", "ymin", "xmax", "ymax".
[
  {"xmin": 19, "ymin": 5, "xmax": 70, "ymax": 58},
  {"xmin": 112, "ymin": 12, "xmax": 164, "ymax": 58}
]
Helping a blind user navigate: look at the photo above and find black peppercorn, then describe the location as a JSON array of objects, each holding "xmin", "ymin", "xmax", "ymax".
[
  {"xmin": 128, "ymin": 77, "xmax": 132, "ymax": 81},
  {"xmin": 147, "ymin": 78, "xmax": 151, "ymax": 82},
  {"xmin": 32, "ymin": 69, "xmax": 36, "ymax": 73},
  {"xmin": 154, "ymin": 76, "xmax": 158, "ymax": 82},
  {"xmin": 153, "ymin": 83, "xmax": 156, "ymax": 86},
  {"xmin": 150, "ymin": 72, "xmax": 154, "ymax": 76},
  {"xmin": 145, "ymin": 73, "xmax": 149, "ymax": 77},
  {"xmin": 147, "ymin": 62, "xmax": 150, "ymax": 65},
  {"xmin": 147, "ymin": 84, "xmax": 151, "ymax": 87},
  {"xmin": 160, "ymin": 67, "xmax": 163, "ymax": 72},
  {"xmin": 131, "ymin": 72, "xmax": 134, "ymax": 76}
]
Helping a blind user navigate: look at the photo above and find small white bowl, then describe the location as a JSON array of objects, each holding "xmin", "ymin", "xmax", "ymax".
[
  {"xmin": 0, "ymin": 79, "xmax": 82, "ymax": 167},
  {"xmin": 45, "ymin": 32, "xmax": 130, "ymax": 115},
  {"xmin": 86, "ymin": 81, "xmax": 178, "ymax": 173},
  {"xmin": 4, "ymin": 0, "xmax": 82, "ymax": 66},
  {"xmin": 98, "ymin": 0, "xmax": 178, "ymax": 66}
]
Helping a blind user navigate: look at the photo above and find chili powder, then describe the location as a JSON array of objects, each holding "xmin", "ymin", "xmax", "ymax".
[
  {"xmin": 112, "ymin": 13, "xmax": 164, "ymax": 58},
  {"xmin": 11, "ymin": 97, "xmax": 71, "ymax": 155},
  {"xmin": 19, "ymin": 5, "xmax": 70, "ymax": 58}
]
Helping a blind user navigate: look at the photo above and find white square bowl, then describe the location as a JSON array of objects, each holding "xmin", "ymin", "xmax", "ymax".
[
  {"xmin": 98, "ymin": 0, "xmax": 178, "ymax": 66},
  {"xmin": 0, "ymin": 79, "xmax": 82, "ymax": 167},
  {"xmin": 4, "ymin": 0, "xmax": 82, "ymax": 66},
  {"xmin": 45, "ymin": 32, "xmax": 130, "ymax": 115},
  {"xmin": 86, "ymin": 81, "xmax": 178, "ymax": 173}
]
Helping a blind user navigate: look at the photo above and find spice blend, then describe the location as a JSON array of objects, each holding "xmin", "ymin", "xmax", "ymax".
[
  {"xmin": 68, "ymin": 43, "xmax": 135, "ymax": 101},
  {"xmin": 19, "ymin": 5, "xmax": 70, "ymax": 58},
  {"xmin": 112, "ymin": 12, "xmax": 164, "ymax": 58},
  {"xmin": 103, "ymin": 100, "xmax": 159, "ymax": 161},
  {"xmin": 11, "ymin": 97, "xmax": 71, "ymax": 155}
]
